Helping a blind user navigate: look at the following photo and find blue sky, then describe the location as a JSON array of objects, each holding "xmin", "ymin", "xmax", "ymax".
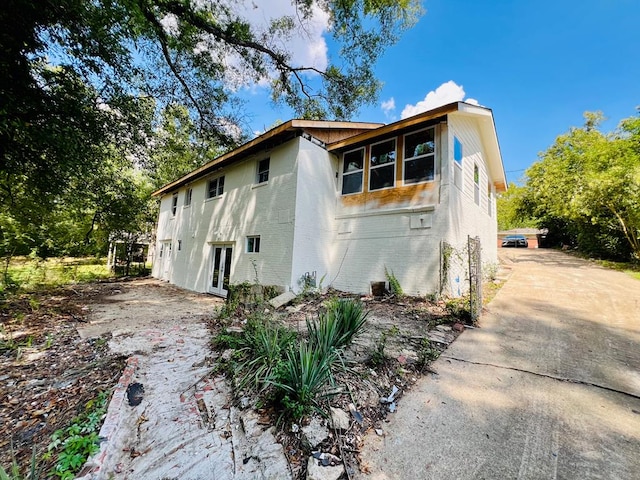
[{"xmin": 242, "ymin": 0, "xmax": 640, "ymax": 185}]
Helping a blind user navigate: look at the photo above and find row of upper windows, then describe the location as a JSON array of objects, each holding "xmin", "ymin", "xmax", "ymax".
[
  {"xmin": 341, "ymin": 127, "xmax": 436, "ymax": 195},
  {"xmin": 171, "ymin": 158, "xmax": 270, "ymax": 215}
]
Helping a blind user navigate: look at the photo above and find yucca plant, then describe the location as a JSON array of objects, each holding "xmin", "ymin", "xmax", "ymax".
[
  {"xmin": 237, "ymin": 321, "xmax": 296, "ymax": 393},
  {"xmin": 328, "ymin": 297, "xmax": 369, "ymax": 348},
  {"xmin": 0, "ymin": 445, "xmax": 41, "ymax": 480},
  {"xmin": 270, "ymin": 342, "xmax": 335, "ymax": 419}
]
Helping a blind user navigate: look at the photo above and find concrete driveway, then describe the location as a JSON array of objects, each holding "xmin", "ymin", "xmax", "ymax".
[{"xmin": 357, "ymin": 249, "xmax": 640, "ymax": 479}]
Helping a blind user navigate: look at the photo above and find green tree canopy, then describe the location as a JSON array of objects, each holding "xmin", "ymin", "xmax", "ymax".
[
  {"xmin": 518, "ymin": 111, "xmax": 640, "ymax": 261},
  {"xmin": 0, "ymin": 0, "xmax": 422, "ymax": 258}
]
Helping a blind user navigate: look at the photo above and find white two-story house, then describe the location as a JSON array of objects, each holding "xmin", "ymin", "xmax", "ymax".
[{"xmin": 151, "ymin": 102, "xmax": 506, "ymax": 298}]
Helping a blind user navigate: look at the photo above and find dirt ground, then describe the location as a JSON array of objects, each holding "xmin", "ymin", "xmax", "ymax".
[{"xmin": 1, "ymin": 278, "xmax": 467, "ymax": 478}]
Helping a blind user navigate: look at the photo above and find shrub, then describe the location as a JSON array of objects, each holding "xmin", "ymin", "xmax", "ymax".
[
  {"xmin": 237, "ymin": 320, "xmax": 297, "ymax": 393},
  {"xmin": 307, "ymin": 298, "xmax": 368, "ymax": 355},
  {"xmin": 384, "ymin": 267, "xmax": 404, "ymax": 297},
  {"xmin": 271, "ymin": 342, "xmax": 335, "ymax": 420}
]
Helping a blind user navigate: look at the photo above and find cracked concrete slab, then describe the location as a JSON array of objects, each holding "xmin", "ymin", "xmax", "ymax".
[
  {"xmin": 75, "ymin": 279, "xmax": 291, "ymax": 480},
  {"xmin": 356, "ymin": 249, "xmax": 640, "ymax": 479}
]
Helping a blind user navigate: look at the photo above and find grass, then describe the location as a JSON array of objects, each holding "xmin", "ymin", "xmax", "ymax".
[
  {"xmin": 1, "ymin": 256, "xmax": 113, "ymax": 293},
  {"xmin": 595, "ymin": 259, "xmax": 640, "ymax": 280}
]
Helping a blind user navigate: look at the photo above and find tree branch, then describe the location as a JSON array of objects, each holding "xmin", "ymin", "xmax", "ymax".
[
  {"xmin": 159, "ymin": 0, "xmax": 329, "ymax": 100},
  {"xmin": 137, "ymin": 1, "xmax": 207, "ymax": 126}
]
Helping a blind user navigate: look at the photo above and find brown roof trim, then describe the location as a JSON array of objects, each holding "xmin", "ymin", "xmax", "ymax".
[{"xmin": 152, "ymin": 119, "xmax": 382, "ymax": 197}]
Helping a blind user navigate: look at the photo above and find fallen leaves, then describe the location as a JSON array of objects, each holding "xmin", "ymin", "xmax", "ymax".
[{"xmin": 0, "ymin": 283, "xmax": 126, "ymax": 474}]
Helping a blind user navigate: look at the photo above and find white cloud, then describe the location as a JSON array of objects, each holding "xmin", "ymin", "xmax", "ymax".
[
  {"xmin": 381, "ymin": 97, "xmax": 396, "ymax": 116},
  {"xmin": 401, "ymin": 81, "xmax": 478, "ymax": 119},
  {"xmin": 218, "ymin": 0, "xmax": 330, "ymax": 88},
  {"xmin": 160, "ymin": 14, "xmax": 180, "ymax": 36}
]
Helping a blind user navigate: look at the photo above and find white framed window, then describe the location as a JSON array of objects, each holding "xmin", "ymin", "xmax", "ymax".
[
  {"xmin": 171, "ymin": 193, "xmax": 178, "ymax": 216},
  {"xmin": 403, "ymin": 127, "xmax": 435, "ymax": 184},
  {"xmin": 256, "ymin": 158, "xmax": 270, "ymax": 184},
  {"xmin": 184, "ymin": 187, "xmax": 192, "ymax": 207},
  {"xmin": 246, "ymin": 235, "xmax": 261, "ymax": 253},
  {"xmin": 207, "ymin": 176, "xmax": 225, "ymax": 199},
  {"xmin": 487, "ymin": 182, "xmax": 493, "ymax": 216},
  {"xmin": 369, "ymin": 138, "xmax": 396, "ymax": 191},
  {"xmin": 453, "ymin": 136, "xmax": 463, "ymax": 166},
  {"xmin": 341, "ymin": 147, "xmax": 364, "ymax": 195}
]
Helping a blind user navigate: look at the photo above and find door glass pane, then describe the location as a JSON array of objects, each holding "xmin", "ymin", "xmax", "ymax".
[
  {"xmin": 212, "ymin": 247, "xmax": 221, "ymax": 288},
  {"xmin": 222, "ymin": 247, "xmax": 232, "ymax": 291}
]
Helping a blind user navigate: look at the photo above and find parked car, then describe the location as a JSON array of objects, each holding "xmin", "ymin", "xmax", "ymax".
[{"xmin": 502, "ymin": 235, "xmax": 528, "ymax": 248}]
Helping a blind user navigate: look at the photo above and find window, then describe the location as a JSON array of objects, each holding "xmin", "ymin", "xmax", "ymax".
[
  {"xmin": 246, "ymin": 235, "xmax": 261, "ymax": 253},
  {"xmin": 453, "ymin": 136, "xmax": 463, "ymax": 165},
  {"xmin": 184, "ymin": 188, "xmax": 192, "ymax": 207},
  {"xmin": 171, "ymin": 194, "xmax": 178, "ymax": 216},
  {"xmin": 369, "ymin": 139, "xmax": 396, "ymax": 191},
  {"xmin": 487, "ymin": 182, "xmax": 493, "ymax": 216},
  {"xmin": 404, "ymin": 127, "xmax": 435, "ymax": 184},
  {"xmin": 474, "ymin": 164, "xmax": 480, "ymax": 205},
  {"xmin": 341, "ymin": 148, "xmax": 364, "ymax": 195},
  {"xmin": 207, "ymin": 176, "xmax": 225, "ymax": 199},
  {"xmin": 257, "ymin": 158, "xmax": 270, "ymax": 184}
]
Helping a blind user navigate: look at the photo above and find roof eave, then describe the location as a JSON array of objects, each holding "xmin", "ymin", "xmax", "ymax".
[{"xmin": 152, "ymin": 119, "xmax": 383, "ymax": 197}]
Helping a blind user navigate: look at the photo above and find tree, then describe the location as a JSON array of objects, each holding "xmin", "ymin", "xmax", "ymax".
[
  {"xmin": 496, "ymin": 182, "xmax": 537, "ymax": 231},
  {"xmin": 0, "ymin": 0, "xmax": 422, "ymax": 258},
  {"xmin": 519, "ymin": 111, "xmax": 640, "ymax": 260}
]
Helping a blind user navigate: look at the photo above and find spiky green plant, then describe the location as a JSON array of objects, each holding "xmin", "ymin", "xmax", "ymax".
[
  {"xmin": 270, "ymin": 342, "xmax": 335, "ymax": 419},
  {"xmin": 237, "ymin": 322, "xmax": 296, "ymax": 393},
  {"xmin": 0, "ymin": 445, "xmax": 41, "ymax": 480},
  {"xmin": 307, "ymin": 298, "xmax": 369, "ymax": 355}
]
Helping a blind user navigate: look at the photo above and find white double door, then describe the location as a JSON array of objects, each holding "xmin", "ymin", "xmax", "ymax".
[{"xmin": 209, "ymin": 244, "xmax": 232, "ymax": 297}]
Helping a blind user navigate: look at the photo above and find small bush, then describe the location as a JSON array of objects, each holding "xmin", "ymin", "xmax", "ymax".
[
  {"xmin": 384, "ymin": 267, "xmax": 403, "ymax": 297},
  {"xmin": 271, "ymin": 342, "xmax": 335, "ymax": 420},
  {"xmin": 237, "ymin": 320, "xmax": 297, "ymax": 393},
  {"xmin": 307, "ymin": 298, "xmax": 368, "ymax": 355},
  {"xmin": 45, "ymin": 391, "xmax": 109, "ymax": 479}
]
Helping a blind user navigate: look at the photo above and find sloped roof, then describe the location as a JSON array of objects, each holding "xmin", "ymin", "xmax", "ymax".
[
  {"xmin": 152, "ymin": 119, "xmax": 382, "ymax": 197},
  {"xmin": 152, "ymin": 102, "xmax": 507, "ymax": 196}
]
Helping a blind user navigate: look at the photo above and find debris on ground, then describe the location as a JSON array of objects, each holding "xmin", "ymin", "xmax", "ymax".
[
  {"xmin": 2, "ymin": 280, "xmax": 472, "ymax": 479},
  {"xmin": 0, "ymin": 282, "xmax": 127, "ymax": 474}
]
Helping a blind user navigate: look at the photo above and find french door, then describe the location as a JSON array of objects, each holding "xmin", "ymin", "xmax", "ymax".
[
  {"xmin": 160, "ymin": 241, "xmax": 172, "ymax": 280},
  {"xmin": 209, "ymin": 244, "xmax": 232, "ymax": 297}
]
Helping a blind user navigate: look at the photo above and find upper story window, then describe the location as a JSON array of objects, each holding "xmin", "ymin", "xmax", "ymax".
[
  {"xmin": 403, "ymin": 127, "xmax": 435, "ymax": 184},
  {"xmin": 184, "ymin": 187, "xmax": 192, "ymax": 207},
  {"xmin": 257, "ymin": 158, "xmax": 270, "ymax": 184},
  {"xmin": 207, "ymin": 176, "xmax": 225, "ymax": 199},
  {"xmin": 369, "ymin": 139, "xmax": 396, "ymax": 191},
  {"xmin": 342, "ymin": 148, "xmax": 364, "ymax": 195},
  {"xmin": 453, "ymin": 136, "xmax": 463, "ymax": 165},
  {"xmin": 171, "ymin": 193, "xmax": 178, "ymax": 216}
]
